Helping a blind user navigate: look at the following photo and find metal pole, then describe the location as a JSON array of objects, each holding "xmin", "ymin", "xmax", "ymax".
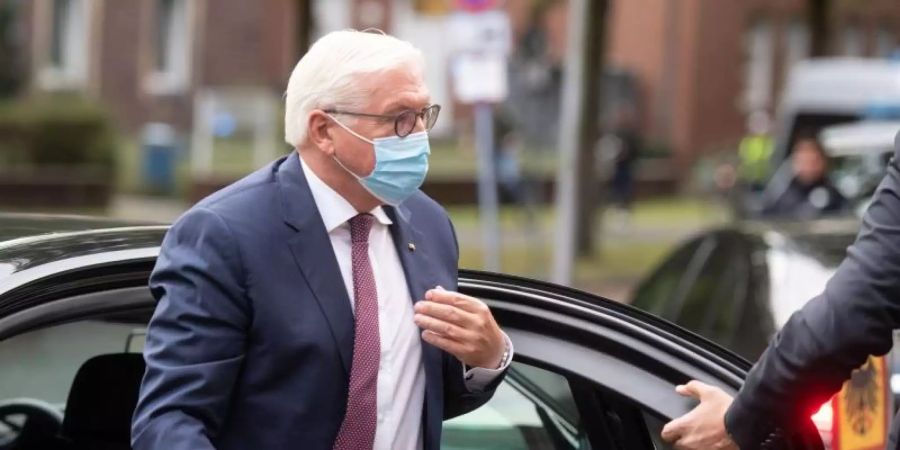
[
  {"xmin": 191, "ymin": 90, "xmax": 214, "ymax": 177},
  {"xmin": 475, "ymin": 102, "xmax": 501, "ymax": 272},
  {"xmin": 552, "ymin": 0, "xmax": 588, "ymax": 285}
]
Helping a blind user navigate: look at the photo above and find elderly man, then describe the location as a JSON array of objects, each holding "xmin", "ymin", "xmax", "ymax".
[{"xmin": 131, "ymin": 30, "xmax": 511, "ymax": 450}]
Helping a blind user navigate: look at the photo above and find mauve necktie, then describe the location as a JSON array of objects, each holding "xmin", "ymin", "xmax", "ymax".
[{"xmin": 333, "ymin": 213, "xmax": 380, "ymax": 450}]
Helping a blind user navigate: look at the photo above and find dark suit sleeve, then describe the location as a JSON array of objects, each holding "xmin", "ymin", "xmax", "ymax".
[
  {"xmin": 439, "ymin": 215, "xmax": 506, "ymax": 419},
  {"xmin": 726, "ymin": 135, "xmax": 900, "ymax": 448},
  {"xmin": 132, "ymin": 208, "xmax": 250, "ymax": 450},
  {"xmin": 442, "ymin": 354, "xmax": 506, "ymax": 419}
]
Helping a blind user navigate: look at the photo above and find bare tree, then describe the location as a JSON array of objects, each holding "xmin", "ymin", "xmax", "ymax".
[
  {"xmin": 808, "ymin": 0, "xmax": 831, "ymax": 57},
  {"xmin": 574, "ymin": 0, "xmax": 609, "ymax": 256},
  {"xmin": 0, "ymin": 0, "xmax": 24, "ymax": 99}
]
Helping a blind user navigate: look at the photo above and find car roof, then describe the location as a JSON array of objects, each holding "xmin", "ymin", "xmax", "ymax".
[
  {"xmin": 739, "ymin": 218, "xmax": 860, "ymax": 267},
  {"xmin": 781, "ymin": 58, "xmax": 900, "ymax": 113},
  {"xmin": 0, "ymin": 213, "xmax": 167, "ymax": 282},
  {"xmin": 820, "ymin": 120, "xmax": 900, "ymax": 156}
]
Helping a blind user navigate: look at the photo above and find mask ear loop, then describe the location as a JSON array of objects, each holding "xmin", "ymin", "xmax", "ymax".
[
  {"xmin": 326, "ymin": 114, "xmax": 375, "ymax": 145},
  {"xmin": 325, "ymin": 114, "xmax": 376, "ymax": 180}
]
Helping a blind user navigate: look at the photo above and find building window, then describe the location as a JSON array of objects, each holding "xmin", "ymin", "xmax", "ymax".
[
  {"xmin": 39, "ymin": 0, "xmax": 89, "ymax": 90},
  {"xmin": 842, "ymin": 24, "xmax": 864, "ymax": 57},
  {"xmin": 876, "ymin": 25, "xmax": 896, "ymax": 58},
  {"xmin": 742, "ymin": 19, "xmax": 774, "ymax": 113},
  {"xmin": 784, "ymin": 20, "xmax": 810, "ymax": 70},
  {"xmin": 49, "ymin": 0, "xmax": 69, "ymax": 67},
  {"xmin": 145, "ymin": 0, "xmax": 191, "ymax": 95}
]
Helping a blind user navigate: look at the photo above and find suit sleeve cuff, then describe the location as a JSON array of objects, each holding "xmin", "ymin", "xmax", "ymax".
[
  {"xmin": 463, "ymin": 332, "xmax": 514, "ymax": 392},
  {"xmin": 726, "ymin": 394, "xmax": 779, "ymax": 449}
]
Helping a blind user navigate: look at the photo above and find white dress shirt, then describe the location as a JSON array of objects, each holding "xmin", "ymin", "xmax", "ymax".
[{"xmin": 299, "ymin": 157, "xmax": 510, "ymax": 450}]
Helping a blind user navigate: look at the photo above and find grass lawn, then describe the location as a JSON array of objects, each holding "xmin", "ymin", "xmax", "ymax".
[
  {"xmin": 448, "ymin": 197, "xmax": 729, "ymax": 299},
  {"xmin": 116, "ymin": 137, "xmax": 559, "ymax": 194}
]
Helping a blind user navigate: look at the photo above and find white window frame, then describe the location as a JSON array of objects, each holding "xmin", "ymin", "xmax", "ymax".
[
  {"xmin": 37, "ymin": 0, "xmax": 92, "ymax": 91},
  {"xmin": 876, "ymin": 25, "xmax": 896, "ymax": 58},
  {"xmin": 784, "ymin": 20, "xmax": 810, "ymax": 71},
  {"xmin": 144, "ymin": 0, "xmax": 193, "ymax": 95},
  {"xmin": 842, "ymin": 24, "xmax": 864, "ymax": 57},
  {"xmin": 742, "ymin": 19, "xmax": 774, "ymax": 113}
]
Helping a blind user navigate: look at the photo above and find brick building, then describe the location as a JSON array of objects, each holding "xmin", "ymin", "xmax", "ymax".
[
  {"xmin": 608, "ymin": 0, "xmax": 900, "ymax": 172},
  {"xmin": 16, "ymin": 0, "xmax": 312, "ymax": 134},
  {"xmin": 14, "ymin": 0, "xmax": 900, "ymax": 180}
]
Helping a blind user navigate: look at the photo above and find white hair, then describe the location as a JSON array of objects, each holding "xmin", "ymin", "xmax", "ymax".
[{"xmin": 284, "ymin": 30, "xmax": 426, "ymax": 146}]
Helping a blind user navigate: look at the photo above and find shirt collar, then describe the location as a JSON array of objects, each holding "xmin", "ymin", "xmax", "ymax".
[{"xmin": 299, "ymin": 154, "xmax": 392, "ymax": 233}]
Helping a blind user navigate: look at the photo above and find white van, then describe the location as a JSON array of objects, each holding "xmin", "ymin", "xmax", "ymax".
[{"xmin": 774, "ymin": 58, "xmax": 900, "ymax": 165}]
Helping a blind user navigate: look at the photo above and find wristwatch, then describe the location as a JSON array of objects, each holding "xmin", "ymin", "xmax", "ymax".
[{"xmin": 496, "ymin": 341, "xmax": 511, "ymax": 369}]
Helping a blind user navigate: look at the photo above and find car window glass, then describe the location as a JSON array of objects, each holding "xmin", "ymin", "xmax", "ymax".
[
  {"xmin": 0, "ymin": 314, "xmax": 147, "ymax": 448},
  {"xmin": 631, "ymin": 236, "xmax": 706, "ymax": 320},
  {"xmin": 674, "ymin": 237, "xmax": 747, "ymax": 346},
  {"xmin": 0, "ymin": 319, "xmax": 146, "ymax": 405},
  {"xmin": 633, "ymin": 232, "xmax": 754, "ymax": 353},
  {"xmin": 442, "ymin": 362, "xmax": 590, "ymax": 450}
]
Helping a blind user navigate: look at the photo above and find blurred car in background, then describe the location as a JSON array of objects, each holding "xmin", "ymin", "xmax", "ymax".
[
  {"xmin": 632, "ymin": 219, "xmax": 895, "ymax": 450},
  {"xmin": 733, "ymin": 58, "xmax": 900, "ymax": 218},
  {"xmin": 819, "ymin": 120, "xmax": 899, "ymax": 216},
  {"xmin": 740, "ymin": 119, "xmax": 899, "ymax": 220}
]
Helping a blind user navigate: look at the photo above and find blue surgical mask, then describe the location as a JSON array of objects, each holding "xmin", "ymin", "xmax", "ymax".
[{"xmin": 329, "ymin": 117, "xmax": 431, "ymax": 206}]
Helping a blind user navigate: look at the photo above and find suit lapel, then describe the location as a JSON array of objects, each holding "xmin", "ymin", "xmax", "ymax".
[
  {"xmin": 385, "ymin": 204, "xmax": 440, "ymax": 306},
  {"xmin": 385, "ymin": 204, "xmax": 444, "ymax": 431},
  {"xmin": 278, "ymin": 152, "xmax": 354, "ymax": 376}
]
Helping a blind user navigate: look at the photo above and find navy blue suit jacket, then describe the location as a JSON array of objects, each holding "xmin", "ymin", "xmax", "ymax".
[{"xmin": 131, "ymin": 152, "xmax": 500, "ymax": 450}]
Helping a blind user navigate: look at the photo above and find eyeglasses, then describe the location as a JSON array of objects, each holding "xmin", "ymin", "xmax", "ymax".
[{"xmin": 324, "ymin": 104, "xmax": 441, "ymax": 138}]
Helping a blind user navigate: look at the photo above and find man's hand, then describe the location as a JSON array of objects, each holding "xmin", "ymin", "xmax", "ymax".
[
  {"xmin": 661, "ymin": 381, "xmax": 739, "ymax": 450},
  {"xmin": 413, "ymin": 286, "xmax": 505, "ymax": 369}
]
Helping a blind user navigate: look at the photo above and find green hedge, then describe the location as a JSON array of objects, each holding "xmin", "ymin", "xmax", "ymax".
[{"xmin": 0, "ymin": 97, "xmax": 116, "ymax": 173}]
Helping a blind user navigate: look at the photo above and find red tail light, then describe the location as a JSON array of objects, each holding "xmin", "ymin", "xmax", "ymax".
[
  {"xmin": 811, "ymin": 401, "xmax": 834, "ymax": 449},
  {"xmin": 811, "ymin": 401, "xmax": 833, "ymax": 430}
]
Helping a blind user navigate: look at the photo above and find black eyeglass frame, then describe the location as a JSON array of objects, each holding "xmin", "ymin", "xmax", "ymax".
[{"xmin": 323, "ymin": 104, "xmax": 441, "ymax": 138}]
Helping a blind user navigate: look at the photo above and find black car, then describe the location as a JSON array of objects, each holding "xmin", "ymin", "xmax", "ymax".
[
  {"xmin": 632, "ymin": 218, "xmax": 895, "ymax": 449},
  {"xmin": 0, "ymin": 213, "xmax": 823, "ymax": 450}
]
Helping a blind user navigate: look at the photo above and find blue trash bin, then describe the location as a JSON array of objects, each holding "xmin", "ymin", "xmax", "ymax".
[{"xmin": 141, "ymin": 123, "xmax": 178, "ymax": 194}]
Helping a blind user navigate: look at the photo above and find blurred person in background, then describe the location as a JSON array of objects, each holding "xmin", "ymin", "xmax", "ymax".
[
  {"xmin": 131, "ymin": 30, "xmax": 511, "ymax": 450},
  {"xmin": 600, "ymin": 105, "xmax": 641, "ymax": 227},
  {"xmin": 494, "ymin": 112, "xmax": 525, "ymax": 204},
  {"xmin": 760, "ymin": 132, "xmax": 848, "ymax": 218},
  {"xmin": 738, "ymin": 110, "xmax": 775, "ymax": 192}
]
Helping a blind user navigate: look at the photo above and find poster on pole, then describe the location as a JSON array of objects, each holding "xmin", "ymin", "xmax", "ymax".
[
  {"xmin": 451, "ymin": 53, "xmax": 508, "ymax": 104},
  {"xmin": 446, "ymin": 10, "xmax": 512, "ymax": 55},
  {"xmin": 447, "ymin": 10, "xmax": 511, "ymax": 104}
]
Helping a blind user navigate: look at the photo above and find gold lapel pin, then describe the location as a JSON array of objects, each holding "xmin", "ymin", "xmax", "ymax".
[{"xmin": 408, "ymin": 242, "xmax": 416, "ymax": 252}]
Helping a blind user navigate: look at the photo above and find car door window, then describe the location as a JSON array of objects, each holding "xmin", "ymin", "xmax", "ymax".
[
  {"xmin": 632, "ymin": 233, "xmax": 754, "ymax": 352},
  {"xmin": 0, "ymin": 318, "xmax": 146, "ymax": 405},
  {"xmin": 631, "ymin": 236, "xmax": 707, "ymax": 319},
  {"xmin": 442, "ymin": 362, "xmax": 590, "ymax": 450},
  {"xmin": 674, "ymin": 236, "xmax": 748, "ymax": 345},
  {"xmin": 0, "ymin": 312, "xmax": 148, "ymax": 449}
]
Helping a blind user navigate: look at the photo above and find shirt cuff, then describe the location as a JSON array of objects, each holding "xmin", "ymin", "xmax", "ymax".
[{"xmin": 463, "ymin": 332, "xmax": 514, "ymax": 392}]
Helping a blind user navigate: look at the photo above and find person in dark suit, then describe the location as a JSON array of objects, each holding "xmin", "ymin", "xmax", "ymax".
[
  {"xmin": 131, "ymin": 30, "xmax": 512, "ymax": 450},
  {"xmin": 660, "ymin": 130, "xmax": 900, "ymax": 449},
  {"xmin": 761, "ymin": 133, "xmax": 848, "ymax": 219}
]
